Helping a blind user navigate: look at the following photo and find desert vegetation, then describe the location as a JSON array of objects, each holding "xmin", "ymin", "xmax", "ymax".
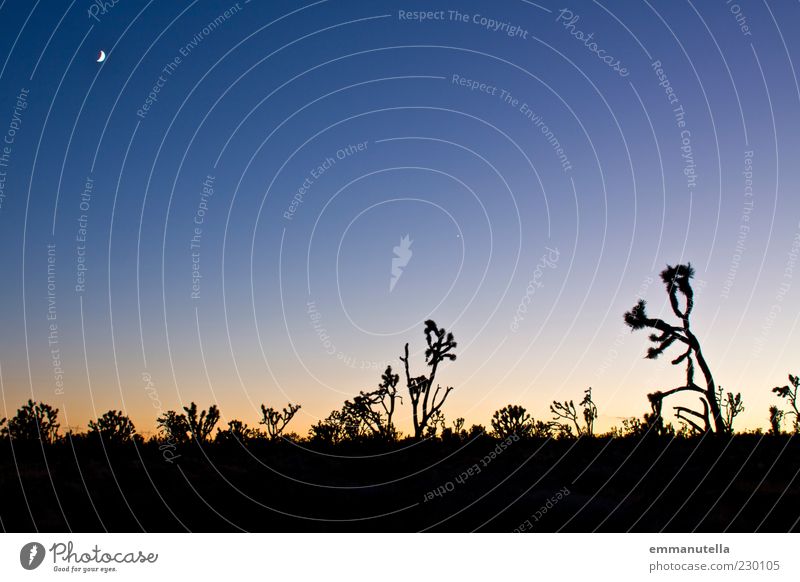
[{"xmin": 2, "ymin": 267, "xmax": 799, "ymax": 532}]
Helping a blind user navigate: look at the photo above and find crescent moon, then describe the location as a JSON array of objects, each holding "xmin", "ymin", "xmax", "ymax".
[{"xmin": 97, "ymin": 50, "xmax": 106, "ymax": 63}]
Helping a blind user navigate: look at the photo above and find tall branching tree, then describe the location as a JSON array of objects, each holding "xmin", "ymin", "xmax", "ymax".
[
  {"xmin": 399, "ymin": 319, "xmax": 457, "ymax": 438},
  {"xmin": 624, "ymin": 264, "xmax": 728, "ymax": 434}
]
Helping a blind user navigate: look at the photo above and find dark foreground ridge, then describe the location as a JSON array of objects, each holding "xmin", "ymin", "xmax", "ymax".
[{"xmin": 2, "ymin": 434, "xmax": 798, "ymax": 532}]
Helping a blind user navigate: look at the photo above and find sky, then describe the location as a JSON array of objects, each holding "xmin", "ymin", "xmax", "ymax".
[{"xmin": 0, "ymin": 0, "xmax": 799, "ymax": 436}]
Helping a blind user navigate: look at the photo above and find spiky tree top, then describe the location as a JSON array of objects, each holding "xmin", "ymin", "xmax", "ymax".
[{"xmin": 624, "ymin": 263, "xmax": 726, "ymax": 434}]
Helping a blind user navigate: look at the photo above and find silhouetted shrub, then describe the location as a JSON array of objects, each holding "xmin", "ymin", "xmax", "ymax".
[
  {"xmin": 772, "ymin": 374, "xmax": 799, "ymax": 433},
  {"xmin": 467, "ymin": 424, "xmax": 486, "ymax": 439},
  {"xmin": 6, "ymin": 400, "xmax": 60, "ymax": 443},
  {"xmin": 156, "ymin": 410, "xmax": 189, "ymax": 443},
  {"xmin": 260, "ymin": 403, "xmax": 300, "ymax": 440},
  {"xmin": 769, "ymin": 405, "xmax": 783, "ymax": 435},
  {"xmin": 87, "ymin": 410, "xmax": 136, "ymax": 444},
  {"xmin": 309, "ymin": 410, "xmax": 352, "ymax": 445},
  {"xmin": 341, "ymin": 366, "xmax": 402, "ymax": 440},
  {"xmin": 215, "ymin": 419, "xmax": 255, "ymax": 444},
  {"xmin": 717, "ymin": 387, "xmax": 744, "ymax": 433},
  {"xmin": 492, "ymin": 404, "xmax": 533, "ymax": 439},
  {"xmin": 183, "ymin": 402, "xmax": 220, "ymax": 442},
  {"xmin": 550, "ymin": 388, "xmax": 598, "ymax": 437}
]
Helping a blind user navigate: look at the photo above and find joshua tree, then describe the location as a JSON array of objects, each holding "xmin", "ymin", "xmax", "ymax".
[
  {"xmin": 342, "ymin": 366, "xmax": 402, "ymax": 439},
  {"xmin": 491, "ymin": 404, "xmax": 533, "ymax": 439},
  {"xmin": 88, "ymin": 410, "xmax": 136, "ymax": 443},
  {"xmin": 768, "ymin": 405, "xmax": 784, "ymax": 435},
  {"xmin": 0, "ymin": 416, "xmax": 6, "ymax": 437},
  {"xmin": 772, "ymin": 374, "xmax": 800, "ymax": 433},
  {"xmin": 215, "ymin": 419, "xmax": 255, "ymax": 444},
  {"xmin": 308, "ymin": 409, "xmax": 353, "ymax": 444},
  {"xmin": 260, "ymin": 403, "xmax": 301, "ymax": 440},
  {"xmin": 624, "ymin": 264, "xmax": 729, "ymax": 434},
  {"xmin": 156, "ymin": 410, "xmax": 189, "ymax": 443},
  {"xmin": 581, "ymin": 387, "xmax": 599, "ymax": 436},
  {"xmin": 6, "ymin": 400, "xmax": 60, "ymax": 443},
  {"xmin": 424, "ymin": 410, "xmax": 447, "ymax": 438},
  {"xmin": 550, "ymin": 388, "xmax": 598, "ymax": 437},
  {"xmin": 399, "ymin": 319, "xmax": 457, "ymax": 438},
  {"xmin": 182, "ymin": 402, "xmax": 220, "ymax": 442},
  {"xmin": 717, "ymin": 387, "xmax": 744, "ymax": 434},
  {"xmin": 550, "ymin": 399, "xmax": 579, "ymax": 436}
]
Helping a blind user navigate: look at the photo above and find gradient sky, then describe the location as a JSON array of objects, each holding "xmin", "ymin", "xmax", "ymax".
[{"xmin": 1, "ymin": 0, "xmax": 799, "ymax": 436}]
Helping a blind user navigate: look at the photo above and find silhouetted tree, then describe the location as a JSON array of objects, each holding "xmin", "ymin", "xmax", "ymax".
[
  {"xmin": 6, "ymin": 400, "xmax": 60, "ymax": 443},
  {"xmin": 0, "ymin": 416, "xmax": 6, "ymax": 438},
  {"xmin": 182, "ymin": 402, "xmax": 220, "ymax": 442},
  {"xmin": 581, "ymin": 387, "xmax": 599, "ymax": 436},
  {"xmin": 88, "ymin": 410, "xmax": 136, "ymax": 443},
  {"xmin": 215, "ymin": 419, "xmax": 255, "ymax": 444},
  {"xmin": 341, "ymin": 366, "xmax": 402, "ymax": 439},
  {"xmin": 717, "ymin": 387, "xmax": 744, "ymax": 434},
  {"xmin": 768, "ymin": 405, "xmax": 784, "ymax": 435},
  {"xmin": 424, "ymin": 410, "xmax": 446, "ymax": 438},
  {"xmin": 467, "ymin": 424, "xmax": 486, "ymax": 439},
  {"xmin": 491, "ymin": 404, "xmax": 533, "ymax": 439},
  {"xmin": 550, "ymin": 401, "xmax": 578, "ymax": 436},
  {"xmin": 260, "ymin": 403, "xmax": 301, "ymax": 440},
  {"xmin": 624, "ymin": 264, "xmax": 728, "ymax": 434},
  {"xmin": 400, "ymin": 319, "xmax": 457, "ymax": 438},
  {"xmin": 308, "ymin": 410, "xmax": 352, "ymax": 444},
  {"xmin": 156, "ymin": 410, "xmax": 189, "ymax": 443},
  {"xmin": 772, "ymin": 374, "xmax": 800, "ymax": 433}
]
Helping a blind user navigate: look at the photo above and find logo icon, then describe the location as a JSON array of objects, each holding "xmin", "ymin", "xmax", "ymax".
[
  {"xmin": 20, "ymin": 542, "xmax": 46, "ymax": 570},
  {"xmin": 390, "ymin": 234, "xmax": 413, "ymax": 292}
]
